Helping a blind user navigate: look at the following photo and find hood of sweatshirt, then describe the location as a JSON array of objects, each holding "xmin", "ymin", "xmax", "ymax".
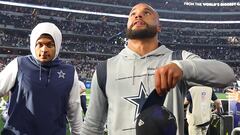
[
  {"xmin": 30, "ymin": 22, "xmax": 62, "ymax": 61},
  {"xmin": 29, "ymin": 22, "xmax": 62, "ymax": 82},
  {"xmin": 119, "ymin": 44, "xmax": 171, "ymax": 60},
  {"xmin": 118, "ymin": 43, "xmax": 172, "ymax": 86}
]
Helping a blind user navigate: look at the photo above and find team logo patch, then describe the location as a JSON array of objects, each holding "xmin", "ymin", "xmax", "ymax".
[
  {"xmin": 138, "ymin": 119, "xmax": 145, "ymax": 127},
  {"xmin": 123, "ymin": 82, "xmax": 148, "ymax": 120},
  {"xmin": 57, "ymin": 70, "xmax": 66, "ymax": 79}
]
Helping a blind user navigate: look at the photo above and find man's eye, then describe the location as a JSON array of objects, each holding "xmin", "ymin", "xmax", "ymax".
[
  {"xmin": 130, "ymin": 12, "xmax": 135, "ymax": 16},
  {"xmin": 47, "ymin": 44, "xmax": 55, "ymax": 48},
  {"xmin": 36, "ymin": 43, "xmax": 42, "ymax": 47},
  {"xmin": 35, "ymin": 43, "xmax": 55, "ymax": 48},
  {"xmin": 144, "ymin": 12, "xmax": 151, "ymax": 15}
]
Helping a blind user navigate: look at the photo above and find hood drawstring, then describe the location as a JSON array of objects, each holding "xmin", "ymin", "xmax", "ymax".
[
  {"xmin": 38, "ymin": 61, "xmax": 52, "ymax": 84},
  {"xmin": 132, "ymin": 59, "xmax": 136, "ymax": 85},
  {"xmin": 146, "ymin": 56, "xmax": 150, "ymax": 94},
  {"xmin": 47, "ymin": 68, "xmax": 51, "ymax": 83},
  {"xmin": 39, "ymin": 64, "xmax": 42, "ymax": 81}
]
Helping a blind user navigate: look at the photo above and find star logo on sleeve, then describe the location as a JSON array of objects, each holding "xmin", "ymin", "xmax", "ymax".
[
  {"xmin": 123, "ymin": 82, "xmax": 148, "ymax": 120},
  {"xmin": 57, "ymin": 70, "xmax": 66, "ymax": 79}
]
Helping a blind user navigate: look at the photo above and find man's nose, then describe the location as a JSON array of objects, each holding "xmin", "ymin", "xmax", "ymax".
[
  {"xmin": 40, "ymin": 45, "xmax": 48, "ymax": 52},
  {"xmin": 135, "ymin": 13, "xmax": 143, "ymax": 19}
]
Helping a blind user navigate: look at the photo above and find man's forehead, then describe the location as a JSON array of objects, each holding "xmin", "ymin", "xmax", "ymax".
[
  {"xmin": 130, "ymin": 3, "xmax": 155, "ymax": 13},
  {"xmin": 39, "ymin": 34, "xmax": 53, "ymax": 39},
  {"xmin": 37, "ymin": 34, "xmax": 54, "ymax": 42}
]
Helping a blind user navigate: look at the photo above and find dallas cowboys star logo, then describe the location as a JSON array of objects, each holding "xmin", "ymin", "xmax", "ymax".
[
  {"xmin": 124, "ymin": 82, "xmax": 148, "ymax": 120},
  {"xmin": 57, "ymin": 70, "xmax": 66, "ymax": 79}
]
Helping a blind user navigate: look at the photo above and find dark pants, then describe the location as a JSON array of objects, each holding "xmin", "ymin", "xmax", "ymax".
[
  {"xmin": 80, "ymin": 95, "xmax": 87, "ymax": 115},
  {"xmin": 1, "ymin": 129, "xmax": 15, "ymax": 135}
]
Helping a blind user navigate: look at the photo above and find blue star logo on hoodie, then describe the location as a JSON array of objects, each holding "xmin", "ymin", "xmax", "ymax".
[
  {"xmin": 124, "ymin": 82, "xmax": 148, "ymax": 120},
  {"xmin": 57, "ymin": 70, "xmax": 66, "ymax": 79}
]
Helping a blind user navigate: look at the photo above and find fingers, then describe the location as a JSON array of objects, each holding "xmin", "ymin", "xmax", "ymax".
[
  {"xmin": 226, "ymin": 89, "xmax": 240, "ymax": 101},
  {"xmin": 155, "ymin": 68, "xmax": 168, "ymax": 95},
  {"xmin": 227, "ymin": 89, "xmax": 235, "ymax": 93},
  {"xmin": 155, "ymin": 71, "xmax": 162, "ymax": 95},
  {"xmin": 167, "ymin": 69, "xmax": 173, "ymax": 89},
  {"xmin": 226, "ymin": 93, "xmax": 235, "ymax": 99},
  {"xmin": 155, "ymin": 63, "xmax": 183, "ymax": 95},
  {"xmin": 160, "ymin": 69, "xmax": 167, "ymax": 92}
]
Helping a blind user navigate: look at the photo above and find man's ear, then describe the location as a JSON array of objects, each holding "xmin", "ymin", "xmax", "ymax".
[{"xmin": 157, "ymin": 23, "xmax": 161, "ymax": 32}]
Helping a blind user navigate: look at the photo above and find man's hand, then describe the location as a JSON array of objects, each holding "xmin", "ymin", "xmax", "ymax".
[
  {"xmin": 154, "ymin": 63, "xmax": 183, "ymax": 95},
  {"xmin": 226, "ymin": 88, "xmax": 240, "ymax": 103}
]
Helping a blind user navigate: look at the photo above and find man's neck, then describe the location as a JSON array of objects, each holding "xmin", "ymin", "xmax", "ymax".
[{"xmin": 127, "ymin": 37, "xmax": 159, "ymax": 56}]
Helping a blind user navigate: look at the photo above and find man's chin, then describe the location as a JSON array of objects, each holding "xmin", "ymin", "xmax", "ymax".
[
  {"xmin": 38, "ymin": 58, "xmax": 51, "ymax": 63},
  {"xmin": 132, "ymin": 26, "xmax": 146, "ymax": 31}
]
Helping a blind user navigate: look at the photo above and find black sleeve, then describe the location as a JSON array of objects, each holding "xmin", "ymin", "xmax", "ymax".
[
  {"xmin": 211, "ymin": 90, "xmax": 218, "ymax": 101},
  {"xmin": 185, "ymin": 91, "xmax": 192, "ymax": 102}
]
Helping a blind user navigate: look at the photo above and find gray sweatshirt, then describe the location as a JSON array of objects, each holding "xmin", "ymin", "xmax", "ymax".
[{"xmin": 81, "ymin": 45, "xmax": 235, "ymax": 135}]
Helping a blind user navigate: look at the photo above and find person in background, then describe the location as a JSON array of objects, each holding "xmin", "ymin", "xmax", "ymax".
[
  {"xmin": 226, "ymin": 82, "xmax": 240, "ymax": 128},
  {"xmin": 184, "ymin": 86, "xmax": 222, "ymax": 135},
  {"xmin": 79, "ymin": 80, "xmax": 87, "ymax": 115},
  {"xmin": 227, "ymin": 89, "xmax": 240, "ymax": 102},
  {"xmin": 0, "ymin": 92, "xmax": 11, "ymax": 122},
  {"xmin": 226, "ymin": 82, "xmax": 240, "ymax": 102},
  {"xmin": 81, "ymin": 3, "xmax": 235, "ymax": 135},
  {"xmin": 0, "ymin": 22, "xmax": 82, "ymax": 135}
]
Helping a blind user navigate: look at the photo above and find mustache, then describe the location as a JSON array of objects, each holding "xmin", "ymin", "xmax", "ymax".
[
  {"xmin": 130, "ymin": 20, "xmax": 147, "ymax": 28},
  {"xmin": 39, "ymin": 53, "xmax": 50, "ymax": 57}
]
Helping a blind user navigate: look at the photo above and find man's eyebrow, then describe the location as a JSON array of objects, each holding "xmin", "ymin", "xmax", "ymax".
[
  {"xmin": 36, "ymin": 40, "xmax": 54, "ymax": 44},
  {"xmin": 130, "ymin": 7, "xmax": 155, "ymax": 14},
  {"xmin": 144, "ymin": 8, "xmax": 154, "ymax": 12}
]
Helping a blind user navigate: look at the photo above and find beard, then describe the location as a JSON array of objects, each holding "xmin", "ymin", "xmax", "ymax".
[{"xmin": 126, "ymin": 24, "xmax": 158, "ymax": 39}]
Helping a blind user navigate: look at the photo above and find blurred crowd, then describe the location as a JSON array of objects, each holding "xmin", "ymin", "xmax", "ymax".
[
  {"xmin": 0, "ymin": 0, "xmax": 240, "ymax": 81},
  {"xmin": 2, "ymin": 0, "xmax": 240, "ymax": 13}
]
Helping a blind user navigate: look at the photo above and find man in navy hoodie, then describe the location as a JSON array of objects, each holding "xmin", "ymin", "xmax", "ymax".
[{"xmin": 0, "ymin": 22, "xmax": 82, "ymax": 135}]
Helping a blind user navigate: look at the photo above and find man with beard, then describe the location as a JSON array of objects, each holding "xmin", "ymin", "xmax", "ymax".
[
  {"xmin": 81, "ymin": 3, "xmax": 235, "ymax": 135},
  {"xmin": 0, "ymin": 22, "xmax": 82, "ymax": 135}
]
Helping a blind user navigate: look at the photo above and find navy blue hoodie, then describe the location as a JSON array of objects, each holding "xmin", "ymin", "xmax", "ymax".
[{"xmin": 3, "ymin": 55, "xmax": 74, "ymax": 135}]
